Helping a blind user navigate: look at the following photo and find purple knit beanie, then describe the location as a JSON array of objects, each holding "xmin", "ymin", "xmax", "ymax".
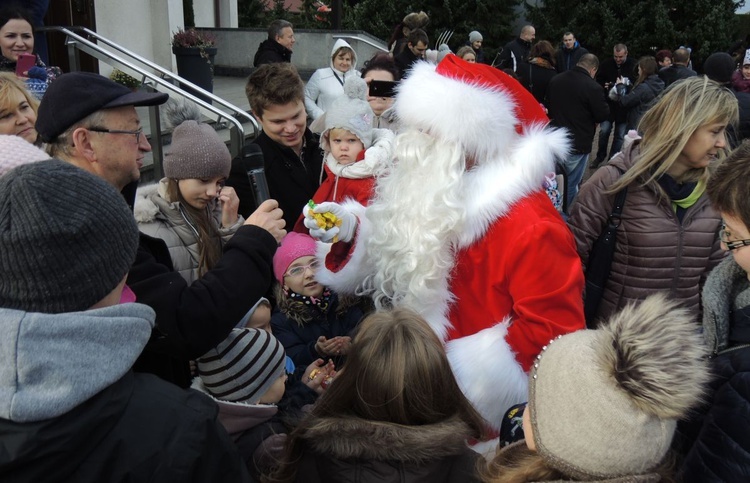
[{"xmin": 273, "ymin": 232, "xmax": 317, "ymax": 283}]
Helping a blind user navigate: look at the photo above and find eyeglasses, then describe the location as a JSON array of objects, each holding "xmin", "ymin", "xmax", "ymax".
[
  {"xmin": 720, "ymin": 223, "xmax": 750, "ymax": 251},
  {"xmin": 284, "ymin": 260, "xmax": 320, "ymax": 278},
  {"xmin": 88, "ymin": 126, "xmax": 144, "ymax": 144}
]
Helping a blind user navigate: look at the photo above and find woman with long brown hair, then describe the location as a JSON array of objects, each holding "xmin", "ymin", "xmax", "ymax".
[
  {"xmin": 266, "ymin": 308, "xmax": 486, "ymax": 483},
  {"xmin": 134, "ymin": 100, "xmax": 243, "ymax": 283},
  {"xmin": 611, "ymin": 55, "xmax": 665, "ymax": 131}
]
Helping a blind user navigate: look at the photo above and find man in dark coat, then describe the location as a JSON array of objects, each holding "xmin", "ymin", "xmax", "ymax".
[
  {"xmin": 394, "ymin": 28, "xmax": 429, "ymax": 76},
  {"xmin": 657, "ymin": 47, "xmax": 697, "ymax": 88},
  {"xmin": 228, "ymin": 62, "xmax": 324, "ymax": 232},
  {"xmin": 254, "ymin": 19, "xmax": 295, "ymax": 67},
  {"xmin": 547, "ymin": 54, "xmax": 610, "ymax": 210},
  {"xmin": 593, "ymin": 43, "xmax": 637, "ymax": 166},
  {"xmin": 37, "ymin": 72, "xmax": 286, "ymax": 388},
  {"xmin": 497, "ymin": 25, "xmax": 535, "ymax": 73},
  {"xmin": 0, "ymin": 160, "xmax": 250, "ymax": 482},
  {"xmin": 556, "ymin": 32, "xmax": 589, "ymax": 73},
  {"xmin": 703, "ymin": 51, "xmax": 750, "ymax": 147}
]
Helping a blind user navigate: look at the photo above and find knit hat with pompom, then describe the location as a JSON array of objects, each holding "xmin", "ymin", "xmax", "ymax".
[
  {"xmin": 528, "ymin": 294, "xmax": 710, "ymax": 480},
  {"xmin": 311, "ymin": 75, "xmax": 374, "ymax": 151}
]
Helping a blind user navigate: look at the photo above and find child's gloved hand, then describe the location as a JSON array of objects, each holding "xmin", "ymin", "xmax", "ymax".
[{"xmin": 303, "ymin": 201, "xmax": 357, "ymax": 243}]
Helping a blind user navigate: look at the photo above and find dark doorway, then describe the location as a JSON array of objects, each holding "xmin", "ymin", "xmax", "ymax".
[{"xmin": 45, "ymin": 0, "xmax": 98, "ymax": 73}]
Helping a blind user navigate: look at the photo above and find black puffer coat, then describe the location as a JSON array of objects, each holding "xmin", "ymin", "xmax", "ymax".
[{"xmin": 678, "ymin": 257, "xmax": 750, "ymax": 482}]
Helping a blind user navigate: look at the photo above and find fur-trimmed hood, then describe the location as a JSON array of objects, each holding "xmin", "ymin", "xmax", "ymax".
[
  {"xmin": 702, "ymin": 256, "xmax": 748, "ymax": 354},
  {"xmin": 301, "ymin": 415, "xmax": 474, "ymax": 463}
]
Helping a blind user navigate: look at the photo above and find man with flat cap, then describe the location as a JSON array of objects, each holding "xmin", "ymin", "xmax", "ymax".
[{"xmin": 37, "ymin": 72, "xmax": 286, "ymax": 388}]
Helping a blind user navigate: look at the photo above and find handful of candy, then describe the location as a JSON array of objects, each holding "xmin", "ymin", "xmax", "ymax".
[{"xmin": 307, "ymin": 200, "xmax": 342, "ymax": 241}]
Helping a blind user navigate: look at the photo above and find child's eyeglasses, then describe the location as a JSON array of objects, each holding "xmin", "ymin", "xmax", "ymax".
[
  {"xmin": 284, "ymin": 260, "xmax": 321, "ymax": 278},
  {"xmin": 720, "ymin": 223, "xmax": 750, "ymax": 251}
]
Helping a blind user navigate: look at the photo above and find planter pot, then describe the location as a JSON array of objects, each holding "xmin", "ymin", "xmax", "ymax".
[{"xmin": 172, "ymin": 46, "xmax": 217, "ymax": 104}]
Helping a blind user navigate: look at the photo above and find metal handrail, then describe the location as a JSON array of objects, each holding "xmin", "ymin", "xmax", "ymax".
[
  {"xmin": 43, "ymin": 26, "xmax": 258, "ymax": 178},
  {"xmin": 332, "ymin": 32, "xmax": 388, "ymax": 52}
]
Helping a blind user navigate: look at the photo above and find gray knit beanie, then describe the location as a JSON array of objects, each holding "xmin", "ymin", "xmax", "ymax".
[
  {"xmin": 469, "ymin": 31, "xmax": 483, "ymax": 43},
  {"xmin": 198, "ymin": 328, "xmax": 286, "ymax": 403},
  {"xmin": 163, "ymin": 120, "xmax": 232, "ymax": 179},
  {"xmin": 313, "ymin": 75, "xmax": 374, "ymax": 152},
  {"xmin": 0, "ymin": 160, "xmax": 139, "ymax": 314},
  {"xmin": 528, "ymin": 294, "xmax": 709, "ymax": 480}
]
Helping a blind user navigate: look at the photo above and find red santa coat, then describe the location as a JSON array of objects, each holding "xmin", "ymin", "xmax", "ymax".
[{"xmin": 314, "ymin": 59, "xmax": 585, "ymax": 430}]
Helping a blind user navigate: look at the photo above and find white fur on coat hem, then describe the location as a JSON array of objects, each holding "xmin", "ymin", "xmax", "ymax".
[{"xmin": 446, "ymin": 321, "xmax": 528, "ymax": 431}]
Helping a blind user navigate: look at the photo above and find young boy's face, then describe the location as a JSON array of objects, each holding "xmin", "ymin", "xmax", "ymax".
[
  {"xmin": 721, "ymin": 212, "xmax": 750, "ymax": 279},
  {"xmin": 245, "ymin": 303, "xmax": 272, "ymax": 333},
  {"xmin": 328, "ymin": 128, "xmax": 364, "ymax": 166},
  {"xmin": 742, "ymin": 64, "xmax": 750, "ymax": 80},
  {"xmin": 258, "ymin": 372, "xmax": 287, "ymax": 404}
]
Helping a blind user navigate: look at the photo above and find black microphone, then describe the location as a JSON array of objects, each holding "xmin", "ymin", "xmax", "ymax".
[{"xmin": 240, "ymin": 143, "xmax": 270, "ymax": 208}]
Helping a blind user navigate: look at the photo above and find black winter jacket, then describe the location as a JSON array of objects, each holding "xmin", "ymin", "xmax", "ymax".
[
  {"xmin": 547, "ymin": 66, "xmax": 610, "ymax": 153},
  {"xmin": 253, "ymin": 39, "xmax": 292, "ymax": 66},
  {"xmin": 555, "ymin": 43, "xmax": 589, "ymax": 73},
  {"xmin": 128, "ymin": 225, "xmax": 278, "ymax": 387},
  {"xmin": 678, "ymin": 258, "xmax": 750, "ymax": 482},
  {"xmin": 616, "ymin": 74, "xmax": 665, "ymax": 130},
  {"xmin": 596, "ymin": 57, "xmax": 637, "ymax": 123},
  {"xmin": 289, "ymin": 416, "xmax": 481, "ymax": 483},
  {"xmin": 498, "ymin": 37, "xmax": 531, "ymax": 72},
  {"xmin": 657, "ymin": 64, "xmax": 697, "ymax": 89},
  {"xmin": 227, "ymin": 129, "xmax": 324, "ymax": 231},
  {"xmin": 0, "ymin": 371, "xmax": 250, "ymax": 482},
  {"xmin": 271, "ymin": 293, "xmax": 363, "ymax": 367}
]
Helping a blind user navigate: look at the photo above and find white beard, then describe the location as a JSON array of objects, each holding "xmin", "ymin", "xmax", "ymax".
[{"xmin": 360, "ymin": 130, "xmax": 467, "ymax": 316}]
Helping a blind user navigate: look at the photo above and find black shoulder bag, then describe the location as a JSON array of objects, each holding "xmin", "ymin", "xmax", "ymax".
[{"xmin": 583, "ymin": 185, "xmax": 628, "ymax": 328}]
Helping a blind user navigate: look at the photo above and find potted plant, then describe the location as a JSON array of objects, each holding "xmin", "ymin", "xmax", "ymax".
[
  {"xmin": 109, "ymin": 69, "xmax": 141, "ymax": 91},
  {"xmin": 171, "ymin": 28, "xmax": 217, "ymax": 102}
]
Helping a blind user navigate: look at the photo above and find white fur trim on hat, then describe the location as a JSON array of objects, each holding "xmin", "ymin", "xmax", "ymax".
[{"xmin": 395, "ymin": 61, "xmax": 530, "ymax": 163}]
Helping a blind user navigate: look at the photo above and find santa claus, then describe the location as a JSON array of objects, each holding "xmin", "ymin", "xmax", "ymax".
[{"xmin": 303, "ymin": 55, "xmax": 585, "ymax": 431}]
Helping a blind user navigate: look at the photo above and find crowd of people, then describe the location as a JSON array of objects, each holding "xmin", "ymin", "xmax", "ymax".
[{"xmin": 1, "ymin": 5, "xmax": 750, "ymax": 482}]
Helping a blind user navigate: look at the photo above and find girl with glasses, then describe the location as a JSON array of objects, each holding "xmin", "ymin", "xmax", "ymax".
[{"xmin": 271, "ymin": 232, "xmax": 365, "ymax": 369}]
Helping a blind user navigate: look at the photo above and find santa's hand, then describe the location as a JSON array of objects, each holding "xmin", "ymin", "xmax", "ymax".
[{"xmin": 303, "ymin": 202, "xmax": 357, "ymax": 243}]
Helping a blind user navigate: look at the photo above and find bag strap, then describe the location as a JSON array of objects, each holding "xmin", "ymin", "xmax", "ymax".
[{"xmin": 607, "ymin": 166, "xmax": 628, "ymax": 225}]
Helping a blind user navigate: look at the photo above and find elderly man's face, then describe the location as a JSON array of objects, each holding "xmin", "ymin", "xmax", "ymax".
[
  {"xmin": 86, "ymin": 106, "xmax": 151, "ymax": 191},
  {"xmin": 276, "ymin": 27, "xmax": 295, "ymax": 50}
]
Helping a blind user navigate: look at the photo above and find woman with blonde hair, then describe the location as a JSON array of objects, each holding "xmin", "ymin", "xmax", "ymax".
[
  {"xmin": 266, "ymin": 308, "xmax": 486, "ymax": 483},
  {"xmin": 569, "ymin": 76, "xmax": 738, "ymax": 324},
  {"xmin": 0, "ymin": 72, "xmax": 39, "ymax": 144}
]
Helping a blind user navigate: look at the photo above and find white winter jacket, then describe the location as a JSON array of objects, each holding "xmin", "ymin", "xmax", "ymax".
[{"xmin": 304, "ymin": 38, "xmax": 360, "ymax": 120}]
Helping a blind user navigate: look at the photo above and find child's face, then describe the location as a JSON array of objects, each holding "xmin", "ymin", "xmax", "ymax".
[
  {"xmin": 523, "ymin": 404, "xmax": 536, "ymax": 451},
  {"xmin": 283, "ymin": 255, "xmax": 324, "ymax": 297},
  {"xmin": 258, "ymin": 372, "xmax": 287, "ymax": 404},
  {"xmin": 720, "ymin": 212, "xmax": 750, "ymax": 280},
  {"xmin": 328, "ymin": 128, "xmax": 364, "ymax": 166},
  {"xmin": 245, "ymin": 303, "xmax": 272, "ymax": 333},
  {"xmin": 178, "ymin": 177, "xmax": 225, "ymax": 210},
  {"xmin": 742, "ymin": 64, "xmax": 750, "ymax": 80}
]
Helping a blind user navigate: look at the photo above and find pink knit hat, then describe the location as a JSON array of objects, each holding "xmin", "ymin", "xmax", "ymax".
[
  {"xmin": 273, "ymin": 232, "xmax": 317, "ymax": 283},
  {"xmin": 0, "ymin": 135, "xmax": 50, "ymax": 178}
]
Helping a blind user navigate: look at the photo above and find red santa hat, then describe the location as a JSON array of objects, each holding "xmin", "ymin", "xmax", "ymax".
[{"xmin": 394, "ymin": 54, "xmax": 553, "ymax": 163}]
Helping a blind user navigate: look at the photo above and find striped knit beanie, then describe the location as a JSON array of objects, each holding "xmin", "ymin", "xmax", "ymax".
[{"xmin": 198, "ymin": 328, "xmax": 286, "ymax": 403}]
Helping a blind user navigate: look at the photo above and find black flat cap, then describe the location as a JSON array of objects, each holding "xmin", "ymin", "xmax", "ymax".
[{"xmin": 36, "ymin": 71, "xmax": 169, "ymax": 143}]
